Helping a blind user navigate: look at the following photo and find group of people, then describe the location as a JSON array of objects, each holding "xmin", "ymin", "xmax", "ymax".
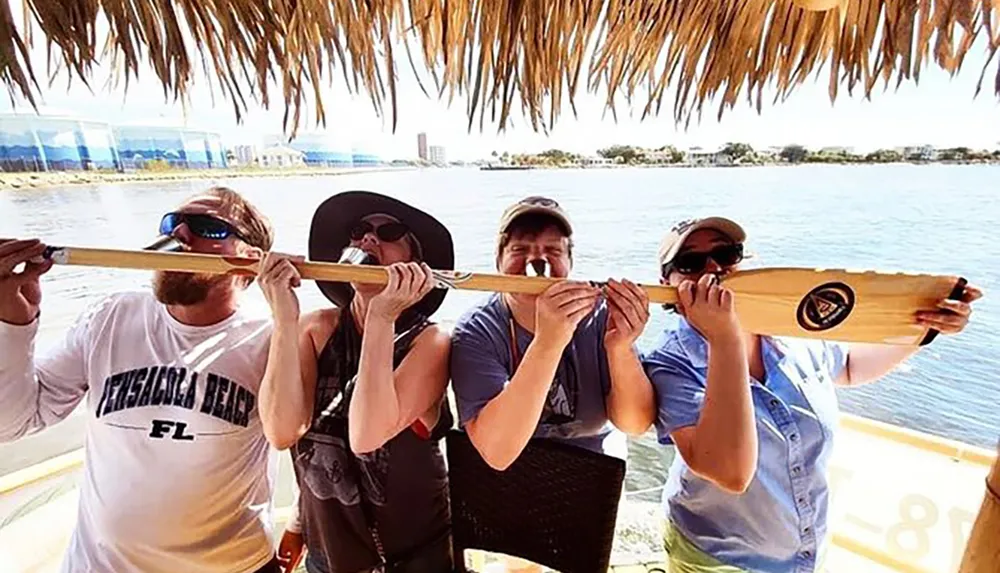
[{"xmin": 0, "ymin": 185, "xmax": 980, "ymax": 573}]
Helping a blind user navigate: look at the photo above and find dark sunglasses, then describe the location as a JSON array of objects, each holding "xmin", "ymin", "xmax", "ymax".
[
  {"xmin": 159, "ymin": 212, "xmax": 246, "ymax": 242},
  {"xmin": 349, "ymin": 220, "xmax": 410, "ymax": 243},
  {"xmin": 669, "ymin": 243, "xmax": 744, "ymax": 275},
  {"xmin": 520, "ymin": 196, "xmax": 561, "ymax": 208}
]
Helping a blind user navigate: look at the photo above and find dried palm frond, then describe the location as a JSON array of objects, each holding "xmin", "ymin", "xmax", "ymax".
[{"xmin": 0, "ymin": 0, "xmax": 996, "ymax": 138}]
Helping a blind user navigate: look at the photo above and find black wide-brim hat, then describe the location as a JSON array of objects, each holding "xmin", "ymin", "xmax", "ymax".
[{"xmin": 309, "ymin": 190, "xmax": 455, "ymax": 324}]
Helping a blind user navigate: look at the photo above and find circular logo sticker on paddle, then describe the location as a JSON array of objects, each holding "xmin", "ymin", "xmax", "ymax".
[{"xmin": 796, "ymin": 282, "xmax": 855, "ymax": 331}]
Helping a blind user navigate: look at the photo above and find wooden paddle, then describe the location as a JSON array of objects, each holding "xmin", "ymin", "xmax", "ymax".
[{"xmin": 42, "ymin": 245, "xmax": 966, "ymax": 346}]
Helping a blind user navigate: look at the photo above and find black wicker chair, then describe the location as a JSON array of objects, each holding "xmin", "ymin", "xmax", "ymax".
[{"xmin": 445, "ymin": 429, "xmax": 627, "ymax": 573}]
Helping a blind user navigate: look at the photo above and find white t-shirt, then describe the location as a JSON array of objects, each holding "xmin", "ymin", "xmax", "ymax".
[{"xmin": 0, "ymin": 290, "xmax": 278, "ymax": 573}]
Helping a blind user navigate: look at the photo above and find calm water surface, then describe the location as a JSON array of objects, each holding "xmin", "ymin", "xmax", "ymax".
[{"xmin": 1, "ymin": 165, "xmax": 998, "ymax": 497}]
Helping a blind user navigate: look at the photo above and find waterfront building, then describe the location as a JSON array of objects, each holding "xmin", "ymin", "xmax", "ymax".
[
  {"xmin": 0, "ymin": 113, "xmax": 121, "ymax": 172},
  {"xmin": 114, "ymin": 124, "xmax": 227, "ymax": 169},
  {"xmin": 264, "ymin": 131, "xmax": 354, "ymax": 167}
]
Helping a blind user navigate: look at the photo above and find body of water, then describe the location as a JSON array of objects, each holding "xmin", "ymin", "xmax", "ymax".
[{"xmin": 1, "ymin": 164, "xmax": 997, "ymax": 498}]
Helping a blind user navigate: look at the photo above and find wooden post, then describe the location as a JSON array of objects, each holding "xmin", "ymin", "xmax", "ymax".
[{"xmin": 958, "ymin": 439, "xmax": 1000, "ymax": 572}]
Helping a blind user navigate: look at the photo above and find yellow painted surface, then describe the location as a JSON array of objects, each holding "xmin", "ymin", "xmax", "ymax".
[
  {"xmin": 825, "ymin": 418, "xmax": 991, "ymax": 573},
  {"xmin": 0, "ymin": 450, "xmax": 84, "ymax": 496}
]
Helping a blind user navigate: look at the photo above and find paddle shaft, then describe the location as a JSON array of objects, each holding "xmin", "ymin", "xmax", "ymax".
[
  {"xmin": 43, "ymin": 246, "xmax": 680, "ymax": 303},
  {"xmin": 43, "ymin": 246, "xmax": 964, "ymax": 346}
]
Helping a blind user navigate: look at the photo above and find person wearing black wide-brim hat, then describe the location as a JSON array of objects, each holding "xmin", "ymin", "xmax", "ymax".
[
  {"xmin": 308, "ymin": 190, "xmax": 455, "ymax": 331},
  {"xmin": 256, "ymin": 190, "xmax": 456, "ymax": 573}
]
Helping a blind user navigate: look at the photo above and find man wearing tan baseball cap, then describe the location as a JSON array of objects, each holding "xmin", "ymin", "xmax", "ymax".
[
  {"xmin": 492, "ymin": 196, "xmax": 573, "ymax": 271},
  {"xmin": 449, "ymin": 195, "xmax": 658, "ymax": 570},
  {"xmin": 450, "ymin": 194, "xmax": 656, "ymax": 462}
]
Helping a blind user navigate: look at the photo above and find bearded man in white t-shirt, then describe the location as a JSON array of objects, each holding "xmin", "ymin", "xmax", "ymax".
[{"xmin": 0, "ymin": 186, "xmax": 282, "ymax": 573}]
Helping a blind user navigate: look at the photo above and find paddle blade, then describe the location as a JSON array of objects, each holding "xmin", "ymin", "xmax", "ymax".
[{"xmin": 724, "ymin": 268, "xmax": 965, "ymax": 345}]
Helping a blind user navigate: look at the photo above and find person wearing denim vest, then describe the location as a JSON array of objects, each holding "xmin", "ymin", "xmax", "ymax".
[{"xmin": 641, "ymin": 217, "xmax": 982, "ymax": 573}]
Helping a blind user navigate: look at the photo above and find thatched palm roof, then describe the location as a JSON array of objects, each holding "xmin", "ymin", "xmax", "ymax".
[{"xmin": 1, "ymin": 0, "xmax": 996, "ymax": 136}]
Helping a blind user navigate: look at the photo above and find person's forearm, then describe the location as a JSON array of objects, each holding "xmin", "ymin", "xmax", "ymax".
[
  {"xmin": 688, "ymin": 334, "xmax": 757, "ymax": 492},
  {"xmin": 0, "ymin": 320, "xmax": 48, "ymax": 441},
  {"xmin": 467, "ymin": 337, "xmax": 564, "ymax": 470},
  {"xmin": 841, "ymin": 343, "xmax": 920, "ymax": 386},
  {"xmin": 349, "ymin": 311, "xmax": 400, "ymax": 453},
  {"xmin": 606, "ymin": 344, "xmax": 656, "ymax": 435},
  {"xmin": 260, "ymin": 322, "xmax": 310, "ymax": 450},
  {"xmin": 0, "ymin": 319, "xmax": 87, "ymax": 442}
]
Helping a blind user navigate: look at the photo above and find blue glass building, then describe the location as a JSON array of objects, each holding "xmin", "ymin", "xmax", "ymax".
[
  {"xmin": 351, "ymin": 146, "xmax": 382, "ymax": 167},
  {"xmin": 0, "ymin": 114, "xmax": 121, "ymax": 172},
  {"xmin": 0, "ymin": 113, "xmax": 389, "ymax": 173},
  {"xmin": 267, "ymin": 132, "xmax": 354, "ymax": 167},
  {"xmin": 115, "ymin": 126, "xmax": 226, "ymax": 169}
]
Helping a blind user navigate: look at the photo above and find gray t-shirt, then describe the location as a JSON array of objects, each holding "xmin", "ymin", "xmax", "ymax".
[{"xmin": 449, "ymin": 293, "xmax": 619, "ymax": 454}]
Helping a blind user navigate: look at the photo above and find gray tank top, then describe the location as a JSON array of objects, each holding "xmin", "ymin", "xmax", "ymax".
[{"xmin": 291, "ymin": 310, "xmax": 453, "ymax": 573}]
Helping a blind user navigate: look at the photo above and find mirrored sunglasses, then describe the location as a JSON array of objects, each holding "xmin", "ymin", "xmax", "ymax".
[{"xmin": 159, "ymin": 212, "xmax": 246, "ymax": 242}]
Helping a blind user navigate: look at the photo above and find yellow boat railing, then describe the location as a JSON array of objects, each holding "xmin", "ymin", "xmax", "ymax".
[
  {"xmin": 824, "ymin": 414, "xmax": 993, "ymax": 573},
  {"xmin": 0, "ymin": 413, "xmax": 995, "ymax": 573},
  {"xmin": 0, "ymin": 450, "xmax": 84, "ymax": 497},
  {"xmin": 2, "ymin": 413, "xmax": 990, "ymax": 494},
  {"xmin": 837, "ymin": 414, "xmax": 994, "ymax": 467}
]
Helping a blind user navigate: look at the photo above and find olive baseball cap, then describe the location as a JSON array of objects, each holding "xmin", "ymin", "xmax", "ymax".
[
  {"xmin": 657, "ymin": 216, "xmax": 746, "ymax": 268},
  {"xmin": 497, "ymin": 196, "xmax": 573, "ymax": 236}
]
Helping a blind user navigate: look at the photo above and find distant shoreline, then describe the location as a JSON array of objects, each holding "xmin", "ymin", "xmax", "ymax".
[
  {"xmin": 0, "ymin": 165, "xmax": 414, "ymax": 191},
  {"xmin": 3, "ymin": 160, "xmax": 997, "ymax": 191},
  {"xmin": 483, "ymin": 160, "xmax": 1000, "ymax": 170}
]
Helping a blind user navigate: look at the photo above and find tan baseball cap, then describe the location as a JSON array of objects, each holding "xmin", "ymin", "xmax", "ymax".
[
  {"xmin": 497, "ymin": 196, "xmax": 573, "ymax": 236},
  {"xmin": 657, "ymin": 216, "xmax": 746, "ymax": 267}
]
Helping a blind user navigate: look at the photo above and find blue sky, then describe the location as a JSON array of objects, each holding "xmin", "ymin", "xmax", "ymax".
[{"xmin": 2, "ymin": 15, "xmax": 998, "ymax": 161}]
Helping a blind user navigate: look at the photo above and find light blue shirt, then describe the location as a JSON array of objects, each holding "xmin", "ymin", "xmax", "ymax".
[{"xmin": 642, "ymin": 318, "xmax": 848, "ymax": 573}]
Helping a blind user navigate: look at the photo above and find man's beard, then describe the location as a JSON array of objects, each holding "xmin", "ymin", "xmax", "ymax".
[{"xmin": 153, "ymin": 271, "xmax": 228, "ymax": 306}]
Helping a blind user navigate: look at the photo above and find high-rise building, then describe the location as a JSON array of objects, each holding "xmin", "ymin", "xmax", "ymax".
[
  {"xmin": 417, "ymin": 132, "xmax": 428, "ymax": 160},
  {"xmin": 429, "ymin": 145, "xmax": 447, "ymax": 165}
]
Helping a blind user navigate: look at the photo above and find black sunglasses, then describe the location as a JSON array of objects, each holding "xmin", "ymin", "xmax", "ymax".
[
  {"xmin": 349, "ymin": 220, "xmax": 410, "ymax": 243},
  {"xmin": 520, "ymin": 196, "xmax": 561, "ymax": 208},
  {"xmin": 159, "ymin": 213, "xmax": 246, "ymax": 242},
  {"xmin": 668, "ymin": 243, "xmax": 744, "ymax": 275}
]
